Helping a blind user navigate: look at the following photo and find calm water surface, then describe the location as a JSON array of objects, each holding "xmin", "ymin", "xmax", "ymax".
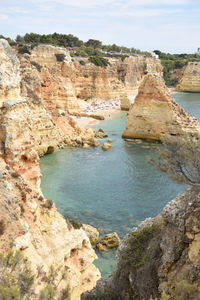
[{"xmin": 40, "ymin": 92, "xmax": 200, "ymax": 277}]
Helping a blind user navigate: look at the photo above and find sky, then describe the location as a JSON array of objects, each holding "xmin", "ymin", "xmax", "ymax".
[{"xmin": 0, "ymin": 0, "xmax": 199, "ymax": 53}]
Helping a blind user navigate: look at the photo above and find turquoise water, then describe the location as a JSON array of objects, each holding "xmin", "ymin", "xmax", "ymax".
[{"xmin": 40, "ymin": 92, "xmax": 200, "ymax": 277}]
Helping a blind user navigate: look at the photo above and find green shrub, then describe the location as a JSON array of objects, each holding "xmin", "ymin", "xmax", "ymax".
[
  {"xmin": 55, "ymin": 53, "xmax": 66, "ymax": 62},
  {"xmin": 0, "ymin": 286, "xmax": 20, "ymax": 300},
  {"xmin": 60, "ymin": 285, "xmax": 71, "ymax": 300},
  {"xmin": 39, "ymin": 285, "xmax": 56, "ymax": 300},
  {"xmin": 124, "ymin": 224, "xmax": 160, "ymax": 268},
  {"xmin": 31, "ymin": 61, "xmax": 43, "ymax": 71},
  {"xmin": 89, "ymin": 56, "xmax": 110, "ymax": 67},
  {"xmin": 0, "ymin": 220, "xmax": 5, "ymax": 235},
  {"xmin": 172, "ymin": 280, "xmax": 200, "ymax": 300},
  {"xmin": 0, "ymin": 251, "xmax": 34, "ymax": 299},
  {"xmin": 69, "ymin": 219, "xmax": 82, "ymax": 229},
  {"xmin": 18, "ymin": 45, "xmax": 31, "ymax": 54},
  {"xmin": 79, "ymin": 60, "xmax": 86, "ymax": 65}
]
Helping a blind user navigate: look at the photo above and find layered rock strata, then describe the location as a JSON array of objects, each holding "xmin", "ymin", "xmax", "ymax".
[
  {"xmin": 18, "ymin": 45, "xmax": 162, "ymax": 112},
  {"xmin": 0, "ymin": 39, "xmax": 100, "ymax": 299},
  {"xmin": 122, "ymin": 74, "xmax": 200, "ymax": 141},
  {"xmin": 83, "ymin": 187, "xmax": 200, "ymax": 300},
  {"xmin": 177, "ymin": 62, "xmax": 200, "ymax": 92}
]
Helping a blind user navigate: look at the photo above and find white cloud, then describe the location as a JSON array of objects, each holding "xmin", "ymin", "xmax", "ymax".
[
  {"xmin": 8, "ymin": 7, "xmax": 29, "ymax": 14},
  {"xmin": 0, "ymin": 13, "xmax": 9, "ymax": 20},
  {"xmin": 35, "ymin": 0, "xmax": 115, "ymax": 8},
  {"xmin": 35, "ymin": 0, "xmax": 189, "ymax": 8},
  {"xmin": 108, "ymin": 8, "xmax": 180, "ymax": 17}
]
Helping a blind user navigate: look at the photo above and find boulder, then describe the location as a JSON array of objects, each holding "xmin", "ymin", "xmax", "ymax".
[
  {"xmin": 82, "ymin": 224, "xmax": 100, "ymax": 246},
  {"xmin": 96, "ymin": 232, "xmax": 120, "ymax": 251},
  {"xmin": 102, "ymin": 143, "xmax": 112, "ymax": 150},
  {"xmin": 95, "ymin": 129, "xmax": 108, "ymax": 139}
]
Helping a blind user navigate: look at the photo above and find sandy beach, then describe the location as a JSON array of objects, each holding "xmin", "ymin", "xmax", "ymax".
[{"xmin": 73, "ymin": 99, "xmax": 121, "ymax": 128}]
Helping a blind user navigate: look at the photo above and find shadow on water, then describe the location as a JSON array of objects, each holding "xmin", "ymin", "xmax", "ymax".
[{"xmin": 40, "ymin": 93, "xmax": 200, "ymax": 277}]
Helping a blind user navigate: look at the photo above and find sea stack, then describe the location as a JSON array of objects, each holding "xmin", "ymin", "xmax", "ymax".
[{"xmin": 122, "ymin": 73, "xmax": 200, "ymax": 141}]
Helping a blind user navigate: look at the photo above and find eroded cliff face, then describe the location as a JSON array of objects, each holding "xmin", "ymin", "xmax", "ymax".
[
  {"xmin": 0, "ymin": 39, "xmax": 100, "ymax": 299},
  {"xmin": 18, "ymin": 45, "xmax": 162, "ymax": 112},
  {"xmin": 122, "ymin": 73, "xmax": 200, "ymax": 141},
  {"xmin": 83, "ymin": 187, "xmax": 200, "ymax": 300},
  {"xmin": 177, "ymin": 62, "xmax": 200, "ymax": 92}
]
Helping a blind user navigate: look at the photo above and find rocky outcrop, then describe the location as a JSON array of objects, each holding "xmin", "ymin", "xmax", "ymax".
[
  {"xmin": 83, "ymin": 187, "xmax": 200, "ymax": 300},
  {"xmin": 122, "ymin": 74, "xmax": 200, "ymax": 141},
  {"xmin": 0, "ymin": 39, "xmax": 100, "ymax": 299},
  {"xmin": 96, "ymin": 232, "xmax": 120, "ymax": 251},
  {"xmin": 18, "ymin": 45, "xmax": 162, "ymax": 113},
  {"xmin": 177, "ymin": 62, "xmax": 200, "ymax": 92}
]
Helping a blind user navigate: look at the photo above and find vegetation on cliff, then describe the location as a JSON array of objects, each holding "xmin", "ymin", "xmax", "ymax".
[
  {"xmin": 153, "ymin": 50, "xmax": 200, "ymax": 86},
  {"xmin": 0, "ymin": 251, "xmax": 71, "ymax": 300},
  {"xmin": 0, "ymin": 32, "xmax": 151, "ymax": 68}
]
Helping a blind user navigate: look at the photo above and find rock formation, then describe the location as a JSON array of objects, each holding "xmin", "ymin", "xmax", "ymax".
[
  {"xmin": 177, "ymin": 62, "xmax": 200, "ymax": 92},
  {"xmin": 83, "ymin": 187, "xmax": 200, "ymax": 300},
  {"xmin": 0, "ymin": 39, "xmax": 100, "ymax": 299},
  {"xmin": 122, "ymin": 74, "xmax": 200, "ymax": 141},
  {"xmin": 18, "ymin": 45, "xmax": 162, "ymax": 112}
]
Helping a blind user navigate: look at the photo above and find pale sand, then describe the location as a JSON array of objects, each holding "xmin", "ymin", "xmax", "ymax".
[{"xmin": 75, "ymin": 107, "xmax": 121, "ymax": 128}]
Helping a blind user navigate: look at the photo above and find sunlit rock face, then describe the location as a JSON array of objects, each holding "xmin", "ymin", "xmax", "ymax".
[
  {"xmin": 177, "ymin": 62, "xmax": 200, "ymax": 92},
  {"xmin": 0, "ymin": 40, "xmax": 100, "ymax": 299},
  {"xmin": 122, "ymin": 73, "xmax": 200, "ymax": 141},
  {"xmin": 19, "ymin": 45, "xmax": 162, "ymax": 113}
]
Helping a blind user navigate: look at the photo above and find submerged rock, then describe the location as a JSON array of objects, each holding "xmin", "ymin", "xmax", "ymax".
[{"xmin": 102, "ymin": 143, "xmax": 112, "ymax": 150}]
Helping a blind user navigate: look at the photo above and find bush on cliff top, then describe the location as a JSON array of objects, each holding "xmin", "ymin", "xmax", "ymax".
[{"xmin": 89, "ymin": 56, "xmax": 110, "ymax": 67}]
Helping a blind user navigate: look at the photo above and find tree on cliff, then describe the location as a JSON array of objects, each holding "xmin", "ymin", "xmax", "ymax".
[
  {"xmin": 152, "ymin": 137, "xmax": 200, "ymax": 186},
  {"xmin": 85, "ymin": 39, "xmax": 102, "ymax": 49}
]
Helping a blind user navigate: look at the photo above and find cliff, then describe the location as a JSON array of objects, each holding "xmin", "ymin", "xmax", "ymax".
[
  {"xmin": 83, "ymin": 187, "xmax": 200, "ymax": 300},
  {"xmin": 122, "ymin": 74, "xmax": 200, "ymax": 141},
  {"xmin": 177, "ymin": 62, "xmax": 200, "ymax": 92},
  {"xmin": 18, "ymin": 45, "xmax": 162, "ymax": 112},
  {"xmin": 0, "ymin": 39, "xmax": 100, "ymax": 299}
]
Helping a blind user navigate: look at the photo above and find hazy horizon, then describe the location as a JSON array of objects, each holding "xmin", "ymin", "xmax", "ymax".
[{"xmin": 0, "ymin": 0, "xmax": 199, "ymax": 54}]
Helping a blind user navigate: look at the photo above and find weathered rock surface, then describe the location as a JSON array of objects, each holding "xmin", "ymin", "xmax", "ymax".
[
  {"xmin": 19, "ymin": 45, "xmax": 162, "ymax": 113},
  {"xmin": 83, "ymin": 187, "xmax": 200, "ymax": 300},
  {"xmin": 96, "ymin": 232, "xmax": 120, "ymax": 251},
  {"xmin": 0, "ymin": 40, "xmax": 100, "ymax": 300},
  {"xmin": 122, "ymin": 74, "xmax": 200, "ymax": 141},
  {"xmin": 102, "ymin": 143, "xmax": 112, "ymax": 150},
  {"xmin": 82, "ymin": 224, "xmax": 100, "ymax": 246},
  {"xmin": 177, "ymin": 62, "xmax": 200, "ymax": 92}
]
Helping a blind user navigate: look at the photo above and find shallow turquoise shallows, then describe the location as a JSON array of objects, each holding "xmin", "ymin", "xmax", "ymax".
[{"xmin": 40, "ymin": 92, "xmax": 200, "ymax": 277}]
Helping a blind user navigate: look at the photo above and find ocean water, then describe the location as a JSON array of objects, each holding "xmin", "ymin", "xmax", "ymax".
[{"xmin": 40, "ymin": 92, "xmax": 200, "ymax": 277}]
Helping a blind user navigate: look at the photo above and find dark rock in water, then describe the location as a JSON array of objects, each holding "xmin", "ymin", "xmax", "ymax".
[{"xmin": 46, "ymin": 146, "xmax": 54, "ymax": 154}]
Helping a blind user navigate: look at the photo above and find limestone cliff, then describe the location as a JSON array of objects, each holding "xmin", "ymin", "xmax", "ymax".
[
  {"xmin": 83, "ymin": 187, "xmax": 200, "ymax": 300},
  {"xmin": 18, "ymin": 45, "xmax": 162, "ymax": 112},
  {"xmin": 177, "ymin": 62, "xmax": 200, "ymax": 92},
  {"xmin": 0, "ymin": 39, "xmax": 100, "ymax": 299},
  {"xmin": 122, "ymin": 74, "xmax": 200, "ymax": 141}
]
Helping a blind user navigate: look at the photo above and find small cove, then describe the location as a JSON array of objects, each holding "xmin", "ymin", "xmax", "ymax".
[{"xmin": 40, "ymin": 92, "xmax": 200, "ymax": 277}]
